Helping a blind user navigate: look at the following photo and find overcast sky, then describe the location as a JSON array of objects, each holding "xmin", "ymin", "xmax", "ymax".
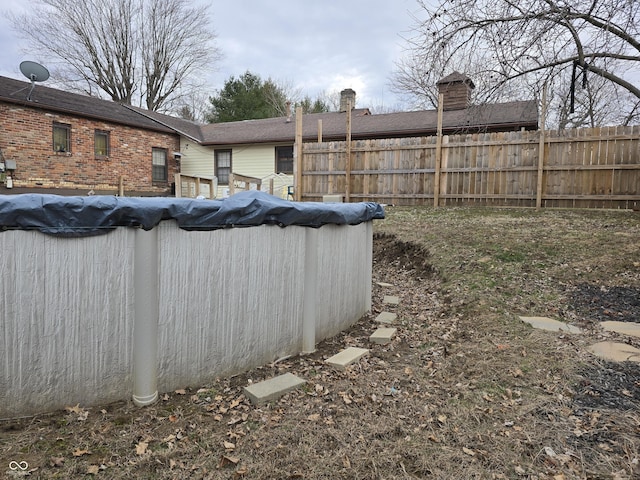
[{"xmin": 0, "ymin": 0, "xmax": 422, "ymax": 111}]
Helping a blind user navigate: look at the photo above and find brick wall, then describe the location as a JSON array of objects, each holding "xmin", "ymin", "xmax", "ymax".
[{"xmin": 0, "ymin": 102, "xmax": 179, "ymax": 195}]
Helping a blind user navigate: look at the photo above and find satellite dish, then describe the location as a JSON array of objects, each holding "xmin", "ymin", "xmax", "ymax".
[
  {"xmin": 20, "ymin": 61, "xmax": 50, "ymax": 82},
  {"xmin": 19, "ymin": 61, "xmax": 49, "ymax": 101}
]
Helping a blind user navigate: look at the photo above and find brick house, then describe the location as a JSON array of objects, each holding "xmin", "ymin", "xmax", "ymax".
[{"xmin": 0, "ymin": 76, "xmax": 182, "ymax": 196}]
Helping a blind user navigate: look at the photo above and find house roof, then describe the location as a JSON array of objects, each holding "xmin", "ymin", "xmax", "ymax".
[
  {"xmin": 198, "ymin": 100, "xmax": 538, "ymax": 146},
  {"xmin": 0, "ymin": 76, "xmax": 175, "ymax": 134},
  {"xmin": 124, "ymin": 105, "xmax": 204, "ymax": 142},
  {"xmin": 437, "ymin": 71, "xmax": 475, "ymax": 88},
  {"xmin": 0, "ymin": 75, "xmax": 538, "ymax": 147}
]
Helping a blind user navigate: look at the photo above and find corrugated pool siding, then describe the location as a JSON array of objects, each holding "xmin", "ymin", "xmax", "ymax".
[
  {"xmin": 0, "ymin": 219, "xmax": 375, "ymax": 417},
  {"xmin": 156, "ymin": 224, "xmax": 306, "ymax": 389},
  {"xmin": 0, "ymin": 229, "xmax": 135, "ymax": 417},
  {"xmin": 314, "ymin": 223, "xmax": 373, "ymax": 339}
]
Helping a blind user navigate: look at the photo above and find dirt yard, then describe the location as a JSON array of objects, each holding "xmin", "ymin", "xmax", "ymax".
[{"xmin": 2, "ymin": 206, "xmax": 639, "ymax": 479}]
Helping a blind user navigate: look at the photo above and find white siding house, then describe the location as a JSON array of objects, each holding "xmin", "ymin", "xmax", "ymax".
[
  {"xmin": 179, "ymin": 138, "xmax": 214, "ymax": 178},
  {"xmin": 179, "ymin": 137, "xmax": 293, "ymax": 198}
]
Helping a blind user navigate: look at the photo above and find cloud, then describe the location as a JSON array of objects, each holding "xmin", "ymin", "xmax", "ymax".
[
  {"xmin": 0, "ymin": 0, "xmax": 418, "ymax": 109},
  {"xmin": 209, "ymin": 0, "xmax": 416, "ymax": 107}
]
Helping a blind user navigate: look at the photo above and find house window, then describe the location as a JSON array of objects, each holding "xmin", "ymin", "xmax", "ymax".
[
  {"xmin": 152, "ymin": 148, "xmax": 168, "ymax": 182},
  {"xmin": 95, "ymin": 130, "xmax": 110, "ymax": 157},
  {"xmin": 215, "ymin": 149, "xmax": 232, "ymax": 185},
  {"xmin": 53, "ymin": 122, "xmax": 71, "ymax": 152},
  {"xmin": 276, "ymin": 145, "xmax": 294, "ymax": 174}
]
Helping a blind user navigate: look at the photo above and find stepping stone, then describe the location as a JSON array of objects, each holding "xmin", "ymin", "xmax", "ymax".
[
  {"xmin": 383, "ymin": 295, "xmax": 400, "ymax": 305},
  {"xmin": 601, "ymin": 321, "xmax": 640, "ymax": 338},
  {"xmin": 243, "ymin": 373, "xmax": 306, "ymax": 406},
  {"xmin": 519, "ymin": 316, "xmax": 582, "ymax": 334},
  {"xmin": 325, "ymin": 347, "xmax": 369, "ymax": 371},
  {"xmin": 375, "ymin": 312, "xmax": 397, "ymax": 324},
  {"xmin": 370, "ymin": 327, "xmax": 397, "ymax": 345},
  {"xmin": 377, "ymin": 282, "xmax": 394, "ymax": 288},
  {"xmin": 587, "ymin": 342, "xmax": 640, "ymax": 363}
]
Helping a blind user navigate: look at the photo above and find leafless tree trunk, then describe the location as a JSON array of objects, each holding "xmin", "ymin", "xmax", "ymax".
[{"xmin": 13, "ymin": 0, "xmax": 220, "ymax": 113}]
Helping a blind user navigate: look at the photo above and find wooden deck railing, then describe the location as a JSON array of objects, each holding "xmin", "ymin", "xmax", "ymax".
[{"xmin": 174, "ymin": 173, "xmax": 217, "ymax": 199}]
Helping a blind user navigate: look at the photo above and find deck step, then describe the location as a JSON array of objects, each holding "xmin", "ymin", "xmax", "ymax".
[{"xmin": 243, "ymin": 373, "xmax": 306, "ymax": 406}]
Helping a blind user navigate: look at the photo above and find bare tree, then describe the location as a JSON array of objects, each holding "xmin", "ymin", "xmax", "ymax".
[
  {"xmin": 173, "ymin": 88, "xmax": 213, "ymax": 123},
  {"xmin": 263, "ymin": 78, "xmax": 301, "ymax": 117},
  {"xmin": 392, "ymin": 0, "xmax": 640, "ymax": 126},
  {"xmin": 13, "ymin": 0, "xmax": 220, "ymax": 112}
]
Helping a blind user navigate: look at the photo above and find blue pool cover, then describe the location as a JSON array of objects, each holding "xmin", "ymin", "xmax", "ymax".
[{"xmin": 0, "ymin": 190, "xmax": 385, "ymax": 237}]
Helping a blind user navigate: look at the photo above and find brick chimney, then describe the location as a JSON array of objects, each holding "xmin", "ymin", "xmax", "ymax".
[
  {"xmin": 339, "ymin": 88, "xmax": 356, "ymax": 112},
  {"xmin": 436, "ymin": 72, "xmax": 475, "ymax": 111}
]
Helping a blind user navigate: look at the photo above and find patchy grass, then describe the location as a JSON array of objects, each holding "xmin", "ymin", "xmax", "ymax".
[{"xmin": 1, "ymin": 206, "xmax": 639, "ymax": 479}]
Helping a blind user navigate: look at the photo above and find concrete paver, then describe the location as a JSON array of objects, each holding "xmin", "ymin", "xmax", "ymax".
[
  {"xmin": 600, "ymin": 321, "xmax": 640, "ymax": 338},
  {"xmin": 325, "ymin": 347, "xmax": 369, "ymax": 371},
  {"xmin": 586, "ymin": 341, "xmax": 640, "ymax": 363},
  {"xmin": 519, "ymin": 316, "xmax": 582, "ymax": 334},
  {"xmin": 370, "ymin": 328, "xmax": 397, "ymax": 345},
  {"xmin": 375, "ymin": 312, "xmax": 397, "ymax": 324},
  {"xmin": 383, "ymin": 295, "xmax": 400, "ymax": 305},
  {"xmin": 243, "ymin": 373, "xmax": 306, "ymax": 406}
]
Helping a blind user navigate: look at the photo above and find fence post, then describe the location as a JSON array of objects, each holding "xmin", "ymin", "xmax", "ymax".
[
  {"xmin": 295, "ymin": 106, "xmax": 303, "ymax": 201},
  {"xmin": 434, "ymin": 93, "xmax": 444, "ymax": 207},
  {"xmin": 132, "ymin": 227, "xmax": 159, "ymax": 407},
  {"xmin": 345, "ymin": 100, "xmax": 352, "ymax": 203},
  {"xmin": 536, "ymin": 85, "xmax": 547, "ymax": 210}
]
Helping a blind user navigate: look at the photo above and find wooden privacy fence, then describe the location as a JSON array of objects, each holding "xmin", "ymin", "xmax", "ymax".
[{"xmin": 298, "ymin": 125, "xmax": 640, "ymax": 209}]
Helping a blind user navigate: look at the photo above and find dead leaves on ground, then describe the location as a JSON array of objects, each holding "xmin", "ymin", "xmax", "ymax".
[
  {"xmin": 86, "ymin": 464, "xmax": 100, "ymax": 475},
  {"xmin": 65, "ymin": 403, "xmax": 89, "ymax": 421},
  {"xmin": 218, "ymin": 451, "xmax": 248, "ymax": 478},
  {"xmin": 135, "ymin": 440, "xmax": 149, "ymax": 455},
  {"xmin": 72, "ymin": 447, "xmax": 91, "ymax": 457}
]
